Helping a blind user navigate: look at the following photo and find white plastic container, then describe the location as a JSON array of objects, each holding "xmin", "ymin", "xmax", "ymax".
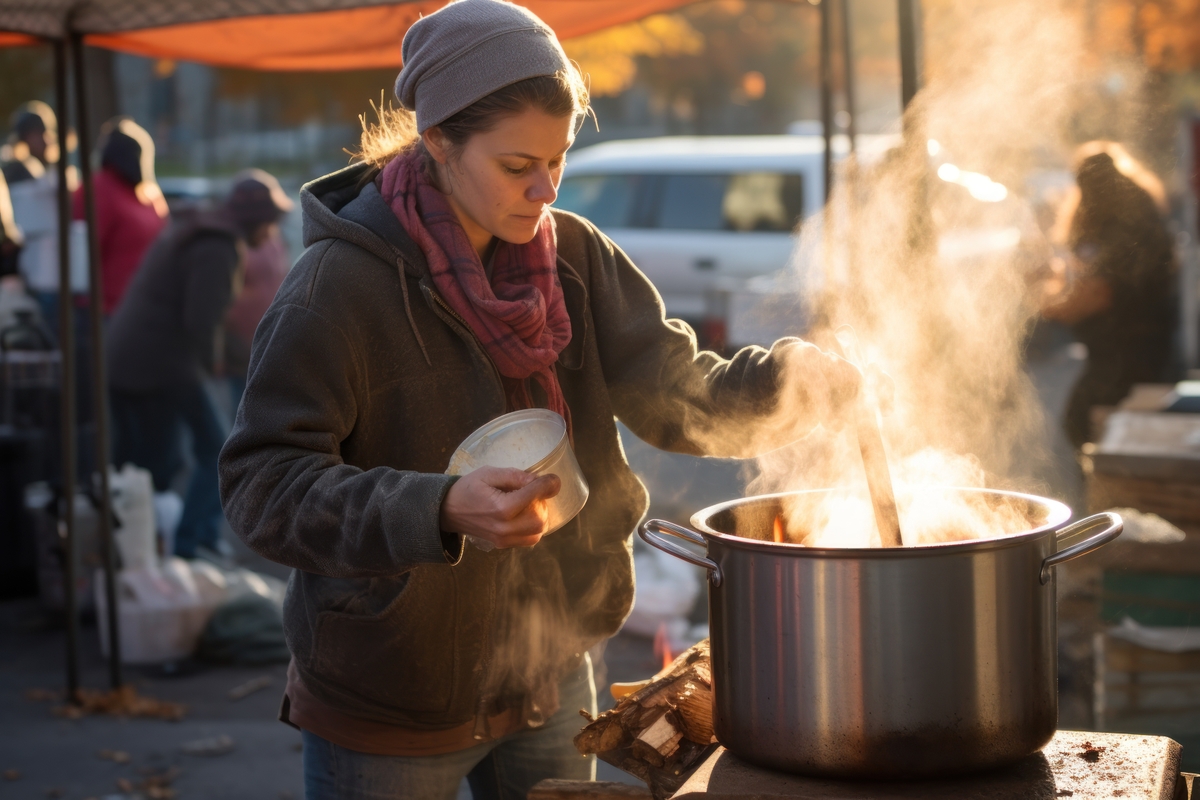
[
  {"xmin": 446, "ymin": 409, "xmax": 589, "ymax": 539},
  {"xmin": 94, "ymin": 558, "xmax": 218, "ymax": 664}
]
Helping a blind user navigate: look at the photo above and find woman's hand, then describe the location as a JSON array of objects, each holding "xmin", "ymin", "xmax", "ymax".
[{"xmin": 440, "ymin": 466, "xmax": 561, "ymax": 548}]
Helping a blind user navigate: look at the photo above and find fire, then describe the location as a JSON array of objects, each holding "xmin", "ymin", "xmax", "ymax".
[
  {"xmin": 653, "ymin": 622, "xmax": 673, "ymax": 671},
  {"xmin": 773, "ymin": 515, "xmax": 785, "ymax": 543}
]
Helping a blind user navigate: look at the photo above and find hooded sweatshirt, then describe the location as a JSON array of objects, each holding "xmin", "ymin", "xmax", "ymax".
[{"xmin": 218, "ymin": 163, "xmax": 829, "ymax": 737}]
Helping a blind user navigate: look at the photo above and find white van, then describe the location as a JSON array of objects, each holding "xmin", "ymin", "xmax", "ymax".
[{"xmin": 554, "ymin": 135, "xmax": 895, "ymax": 323}]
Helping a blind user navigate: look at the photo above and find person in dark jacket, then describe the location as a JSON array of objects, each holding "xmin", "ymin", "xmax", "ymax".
[
  {"xmin": 1042, "ymin": 142, "xmax": 1178, "ymax": 447},
  {"xmin": 0, "ymin": 168, "xmax": 20, "ymax": 278},
  {"xmin": 110, "ymin": 169, "xmax": 292, "ymax": 560},
  {"xmin": 219, "ymin": 2, "xmax": 855, "ymax": 798}
]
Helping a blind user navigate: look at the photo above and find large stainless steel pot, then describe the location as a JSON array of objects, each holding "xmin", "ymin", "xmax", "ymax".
[{"xmin": 638, "ymin": 488, "xmax": 1121, "ymax": 779}]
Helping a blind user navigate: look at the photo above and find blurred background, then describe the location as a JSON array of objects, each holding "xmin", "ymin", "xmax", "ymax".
[{"xmin": 4, "ymin": 0, "xmax": 1200, "ymax": 797}]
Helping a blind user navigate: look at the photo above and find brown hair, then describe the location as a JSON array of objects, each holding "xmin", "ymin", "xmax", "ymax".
[{"xmin": 356, "ymin": 68, "xmax": 591, "ymax": 170}]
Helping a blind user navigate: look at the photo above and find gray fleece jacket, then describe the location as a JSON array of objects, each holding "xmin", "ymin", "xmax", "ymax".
[{"xmin": 218, "ymin": 163, "xmax": 822, "ymax": 731}]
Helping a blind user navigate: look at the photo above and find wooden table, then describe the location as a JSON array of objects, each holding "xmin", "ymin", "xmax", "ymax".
[{"xmin": 671, "ymin": 731, "xmax": 1183, "ymax": 800}]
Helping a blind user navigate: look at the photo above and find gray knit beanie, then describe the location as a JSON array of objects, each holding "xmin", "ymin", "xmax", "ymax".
[{"xmin": 394, "ymin": 0, "xmax": 571, "ymax": 133}]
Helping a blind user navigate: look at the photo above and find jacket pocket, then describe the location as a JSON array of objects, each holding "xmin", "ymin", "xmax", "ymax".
[{"xmin": 310, "ymin": 567, "xmax": 457, "ymax": 717}]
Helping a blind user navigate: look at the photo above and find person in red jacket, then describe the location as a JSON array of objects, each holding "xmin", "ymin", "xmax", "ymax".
[{"xmin": 72, "ymin": 117, "xmax": 167, "ymax": 316}]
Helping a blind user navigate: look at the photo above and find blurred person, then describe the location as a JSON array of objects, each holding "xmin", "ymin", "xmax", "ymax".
[
  {"xmin": 108, "ymin": 170, "xmax": 292, "ymax": 561},
  {"xmin": 1042, "ymin": 142, "xmax": 1178, "ymax": 447},
  {"xmin": 223, "ymin": 224, "xmax": 289, "ymax": 409},
  {"xmin": 72, "ymin": 117, "xmax": 168, "ymax": 317},
  {"xmin": 218, "ymin": 2, "xmax": 858, "ymax": 798},
  {"xmin": 0, "ymin": 167, "xmax": 21, "ymax": 279},
  {"xmin": 2, "ymin": 101, "xmax": 80, "ymax": 333}
]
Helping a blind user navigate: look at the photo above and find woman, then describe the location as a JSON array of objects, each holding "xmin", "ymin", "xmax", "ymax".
[
  {"xmin": 72, "ymin": 117, "xmax": 168, "ymax": 316},
  {"xmin": 218, "ymin": 2, "xmax": 854, "ymax": 797},
  {"xmin": 1043, "ymin": 142, "xmax": 1177, "ymax": 447},
  {"xmin": 224, "ymin": 224, "xmax": 290, "ymax": 409}
]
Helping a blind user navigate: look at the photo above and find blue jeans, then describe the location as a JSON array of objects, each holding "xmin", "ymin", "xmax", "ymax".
[
  {"xmin": 303, "ymin": 656, "xmax": 597, "ymax": 800},
  {"xmin": 110, "ymin": 382, "xmax": 226, "ymax": 557}
]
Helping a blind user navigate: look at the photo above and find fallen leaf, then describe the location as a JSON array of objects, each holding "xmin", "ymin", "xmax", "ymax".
[
  {"xmin": 116, "ymin": 777, "xmax": 133, "ymax": 792},
  {"xmin": 181, "ymin": 734, "xmax": 235, "ymax": 757},
  {"xmin": 3, "ymin": 769, "xmax": 19, "ymax": 780},
  {"xmin": 228, "ymin": 675, "xmax": 273, "ymax": 701},
  {"xmin": 52, "ymin": 686, "xmax": 185, "ymax": 721}
]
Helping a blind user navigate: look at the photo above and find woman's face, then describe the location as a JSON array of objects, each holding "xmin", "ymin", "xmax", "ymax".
[{"xmin": 424, "ymin": 108, "xmax": 574, "ymax": 256}]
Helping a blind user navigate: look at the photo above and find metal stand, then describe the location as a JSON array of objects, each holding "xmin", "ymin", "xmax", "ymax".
[
  {"xmin": 71, "ymin": 31, "xmax": 122, "ymax": 690},
  {"xmin": 898, "ymin": 0, "xmax": 922, "ymax": 111},
  {"xmin": 840, "ymin": 0, "xmax": 858, "ymax": 152},
  {"xmin": 51, "ymin": 37, "xmax": 80, "ymax": 704},
  {"xmin": 819, "ymin": 0, "xmax": 834, "ymax": 204}
]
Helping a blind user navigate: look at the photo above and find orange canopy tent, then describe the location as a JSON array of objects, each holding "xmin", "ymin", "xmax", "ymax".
[{"xmin": 0, "ymin": 1, "xmax": 698, "ymax": 69}]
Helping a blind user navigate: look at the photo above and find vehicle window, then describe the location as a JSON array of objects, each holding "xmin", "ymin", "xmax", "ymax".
[
  {"xmin": 554, "ymin": 175, "xmax": 641, "ymax": 228},
  {"xmin": 656, "ymin": 175, "xmax": 728, "ymax": 230},
  {"xmin": 656, "ymin": 173, "xmax": 804, "ymax": 232}
]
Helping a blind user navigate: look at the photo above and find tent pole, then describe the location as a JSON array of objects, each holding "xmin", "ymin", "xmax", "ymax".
[
  {"xmin": 898, "ymin": 0, "xmax": 921, "ymax": 110},
  {"xmin": 840, "ymin": 0, "xmax": 858, "ymax": 152},
  {"xmin": 819, "ymin": 0, "xmax": 834, "ymax": 203},
  {"xmin": 70, "ymin": 30, "xmax": 122, "ymax": 690},
  {"xmin": 52, "ymin": 36, "xmax": 81, "ymax": 704}
]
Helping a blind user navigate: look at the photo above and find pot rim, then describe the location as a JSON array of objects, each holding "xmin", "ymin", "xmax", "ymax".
[
  {"xmin": 450, "ymin": 408, "xmax": 568, "ymax": 474},
  {"xmin": 689, "ymin": 486, "xmax": 1073, "ymax": 557}
]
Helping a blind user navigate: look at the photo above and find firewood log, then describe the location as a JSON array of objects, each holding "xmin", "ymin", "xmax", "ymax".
[{"xmin": 574, "ymin": 640, "xmax": 718, "ymax": 800}]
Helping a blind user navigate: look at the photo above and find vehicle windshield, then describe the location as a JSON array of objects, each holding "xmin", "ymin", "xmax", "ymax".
[{"xmin": 555, "ymin": 172, "xmax": 803, "ymax": 232}]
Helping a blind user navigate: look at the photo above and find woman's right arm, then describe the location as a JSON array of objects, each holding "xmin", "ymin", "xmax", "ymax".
[
  {"xmin": 219, "ymin": 244, "xmax": 561, "ymax": 577},
  {"xmin": 219, "ymin": 291, "xmax": 459, "ymax": 578}
]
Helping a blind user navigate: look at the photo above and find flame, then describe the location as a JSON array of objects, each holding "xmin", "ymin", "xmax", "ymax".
[
  {"xmin": 773, "ymin": 515, "xmax": 785, "ymax": 543},
  {"xmin": 653, "ymin": 622, "xmax": 673, "ymax": 671}
]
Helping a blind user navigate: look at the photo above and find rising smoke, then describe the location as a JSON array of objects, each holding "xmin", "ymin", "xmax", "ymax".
[{"xmin": 750, "ymin": 0, "xmax": 1145, "ymax": 545}]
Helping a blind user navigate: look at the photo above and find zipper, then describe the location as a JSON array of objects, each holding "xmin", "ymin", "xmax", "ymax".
[
  {"xmin": 471, "ymin": 558, "xmax": 498, "ymax": 741},
  {"xmin": 426, "ymin": 284, "xmax": 503, "ymax": 738},
  {"xmin": 427, "ymin": 287, "xmax": 505, "ymax": 395}
]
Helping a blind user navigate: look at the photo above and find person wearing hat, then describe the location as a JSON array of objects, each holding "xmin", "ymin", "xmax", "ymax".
[
  {"xmin": 2, "ymin": 101, "xmax": 57, "ymax": 186},
  {"xmin": 71, "ymin": 117, "xmax": 168, "ymax": 317},
  {"xmin": 109, "ymin": 170, "xmax": 292, "ymax": 561},
  {"xmin": 219, "ymin": 2, "xmax": 856, "ymax": 797}
]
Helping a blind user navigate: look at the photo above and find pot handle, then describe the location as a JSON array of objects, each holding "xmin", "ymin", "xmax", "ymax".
[
  {"xmin": 1040, "ymin": 511, "xmax": 1123, "ymax": 585},
  {"xmin": 638, "ymin": 519, "xmax": 723, "ymax": 587}
]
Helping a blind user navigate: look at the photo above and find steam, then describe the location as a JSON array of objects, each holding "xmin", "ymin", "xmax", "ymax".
[{"xmin": 749, "ymin": 0, "xmax": 1136, "ymax": 544}]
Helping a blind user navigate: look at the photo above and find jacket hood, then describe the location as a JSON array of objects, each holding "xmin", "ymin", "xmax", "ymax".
[{"xmin": 301, "ymin": 163, "xmax": 427, "ymax": 278}]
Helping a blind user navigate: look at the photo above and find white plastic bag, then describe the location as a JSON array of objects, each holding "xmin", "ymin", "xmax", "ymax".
[
  {"xmin": 153, "ymin": 491, "xmax": 184, "ymax": 557},
  {"xmin": 109, "ymin": 464, "xmax": 157, "ymax": 571},
  {"xmin": 95, "ymin": 558, "xmax": 217, "ymax": 664}
]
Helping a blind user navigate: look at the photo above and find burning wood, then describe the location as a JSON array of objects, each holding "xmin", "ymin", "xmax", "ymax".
[{"xmin": 575, "ymin": 640, "xmax": 716, "ymax": 799}]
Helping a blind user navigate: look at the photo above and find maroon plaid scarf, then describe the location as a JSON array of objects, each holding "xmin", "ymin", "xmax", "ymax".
[{"xmin": 379, "ymin": 150, "xmax": 572, "ymax": 430}]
